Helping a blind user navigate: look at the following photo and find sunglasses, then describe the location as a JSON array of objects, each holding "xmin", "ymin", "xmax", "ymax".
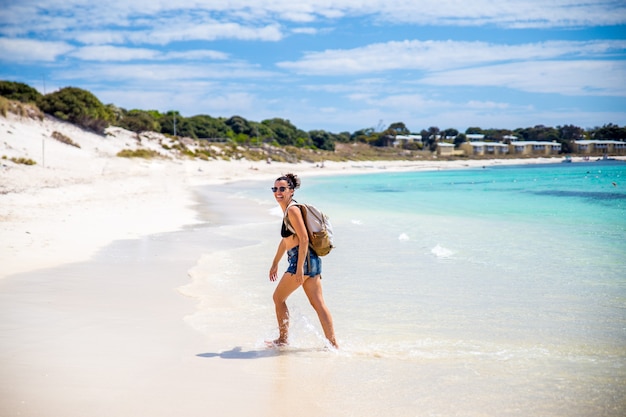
[{"xmin": 271, "ymin": 186, "xmax": 292, "ymax": 192}]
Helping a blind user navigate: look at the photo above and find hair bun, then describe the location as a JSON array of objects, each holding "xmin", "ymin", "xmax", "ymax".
[{"xmin": 277, "ymin": 173, "xmax": 301, "ymax": 189}]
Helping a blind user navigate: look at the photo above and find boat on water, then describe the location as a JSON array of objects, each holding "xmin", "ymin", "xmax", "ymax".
[{"xmin": 596, "ymin": 154, "xmax": 617, "ymax": 162}]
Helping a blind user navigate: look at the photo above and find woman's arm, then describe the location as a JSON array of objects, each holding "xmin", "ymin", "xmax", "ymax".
[
  {"xmin": 269, "ymin": 232, "xmax": 301, "ymax": 281},
  {"xmin": 286, "ymin": 205, "xmax": 309, "ymax": 284},
  {"xmin": 269, "ymin": 238, "xmax": 287, "ymax": 282}
]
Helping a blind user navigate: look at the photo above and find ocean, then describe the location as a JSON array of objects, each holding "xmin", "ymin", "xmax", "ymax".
[{"xmin": 184, "ymin": 161, "xmax": 626, "ymax": 417}]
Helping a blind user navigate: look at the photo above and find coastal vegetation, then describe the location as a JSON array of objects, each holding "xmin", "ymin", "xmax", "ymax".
[
  {"xmin": 51, "ymin": 131, "xmax": 81, "ymax": 148},
  {"xmin": 116, "ymin": 149, "xmax": 161, "ymax": 158},
  {"xmin": 2, "ymin": 155, "xmax": 37, "ymax": 165},
  {"xmin": 1, "ymin": 80, "xmax": 625, "ymax": 162}
]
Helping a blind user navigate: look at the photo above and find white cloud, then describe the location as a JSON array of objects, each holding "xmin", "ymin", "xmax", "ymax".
[
  {"xmin": 164, "ymin": 50, "xmax": 229, "ymax": 61},
  {"xmin": 69, "ymin": 45, "xmax": 159, "ymax": 61},
  {"xmin": 98, "ymin": 87, "xmax": 257, "ymax": 116},
  {"xmin": 72, "ymin": 31, "xmax": 129, "ymax": 46},
  {"xmin": 356, "ymin": 93, "xmax": 449, "ymax": 110},
  {"xmin": 2, "ymin": 0, "xmax": 624, "ymax": 44},
  {"xmin": 124, "ymin": 22, "xmax": 284, "ymax": 45},
  {"xmin": 56, "ymin": 62, "xmax": 278, "ymax": 84},
  {"xmin": 466, "ymin": 100, "xmax": 510, "ymax": 110},
  {"xmin": 303, "ymin": 77, "xmax": 388, "ymax": 94},
  {"xmin": 372, "ymin": 0, "xmax": 626, "ymax": 27},
  {"xmin": 68, "ymin": 45, "xmax": 229, "ymax": 61},
  {"xmin": 292, "ymin": 27, "xmax": 318, "ymax": 35},
  {"xmin": 0, "ymin": 38, "xmax": 74, "ymax": 62},
  {"xmin": 422, "ymin": 60, "xmax": 626, "ymax": 96},
  {"xmin": 278, "ymin": 39, "xmax": 626, "ymax": 75}
]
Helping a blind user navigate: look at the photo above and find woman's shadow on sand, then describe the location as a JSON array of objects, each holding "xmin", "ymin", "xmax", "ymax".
[
  {"xmin": 197, "ymin": 345, "xmax": 322, "ymax": 359},
  {"xmin": 197, "ymin": 346, "xmax": 280, "ymax": 359}
]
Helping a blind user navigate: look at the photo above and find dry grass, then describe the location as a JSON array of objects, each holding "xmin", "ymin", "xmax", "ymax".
[
  {"xmin": 117, "ymin": 149, "xmax": 162, "ymax": 158},
  {"xmin": 194, "ymin": 141, "xmax": 432, "ymax": 163},
  {"xmin": 6, "ymin": 156, "xmax": 37, "ymax": 165},
  {"xmin": 0, "ymin": 98, "xmax": 44, "ymax": 120},
  {"xmin": 51, "ymin": 131, "xmax": 81, "ymax": 148}
]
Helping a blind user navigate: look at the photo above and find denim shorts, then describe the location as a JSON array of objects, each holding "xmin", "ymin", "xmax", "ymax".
[{"xmin": 286, "ymin": 246, "xmax": 322, "ymax": 277}]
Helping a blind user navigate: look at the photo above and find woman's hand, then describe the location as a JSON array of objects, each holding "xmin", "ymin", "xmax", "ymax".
[
  {"xmin": 294, "ymin": 270, "xmax": 305, "ymax": 285},
  {"xmin": 269, "ymin": 264, "xmax": 279, "ymax": 282}
]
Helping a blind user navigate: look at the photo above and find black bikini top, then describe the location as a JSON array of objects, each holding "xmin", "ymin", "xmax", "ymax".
[
  {"xmin": 281, "ymin": 221, "xmax": 294, "ymax": 238},
  {"xmin": 281, "ymin": 200, "xmax": 298, "ymax": 238}
]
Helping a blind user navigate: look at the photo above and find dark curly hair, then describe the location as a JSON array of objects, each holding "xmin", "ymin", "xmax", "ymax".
[{"xmin": 276, "ymin": 173, "xmax": 301, "ymax": 190}]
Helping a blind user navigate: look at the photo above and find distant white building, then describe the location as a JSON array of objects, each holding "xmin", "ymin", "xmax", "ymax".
[
  {"xmin": 393, "ymin": 134, "xmax": 422, "ymax": 147},
  {"xmin": 466, "ymin": 134, "xmax": 485, "ymax": 141},
  {"xmin": 436, "ymin": 142, "xmax": 455, "ymax": 156},
  {"xmin": 511, "ymin": 141, "xmax": 561, "ymax": 155},
  {"xmin": 573, "ymin": 140, "xmax": 626, "ymax": 155},
  {"xmin": 460, "ymin": 141, "xmax": 509, "ymax": 156}
]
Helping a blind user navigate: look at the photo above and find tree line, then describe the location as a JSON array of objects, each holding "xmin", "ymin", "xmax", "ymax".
[{"xmin": 2, "ymin": 80, "xmax": 625, "ymax": 154}]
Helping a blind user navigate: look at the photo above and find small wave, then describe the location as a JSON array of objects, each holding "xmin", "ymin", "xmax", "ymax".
[
  {"xmin": 337, "ymin": 339, "xmax": 556, "ymax": 362},
  {"xmin": 351, "ymin": 219, "xmax": 362, "ymax": 225},
  {"xmin": 431, "ymin": 244, "xmax": 454, "ymax": 258},
  {"xmin": 398, "ymin": 233, "xmax": 410, "ymax": 241}
]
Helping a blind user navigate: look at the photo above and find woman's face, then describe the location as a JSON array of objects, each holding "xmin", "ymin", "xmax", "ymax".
[{"xmin": 273, "ymin": 180, "xmax": 293, "ymax": 204}]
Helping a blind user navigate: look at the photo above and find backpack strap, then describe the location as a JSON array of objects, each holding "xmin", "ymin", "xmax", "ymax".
[
  {"xmin": 283, "ymin": 200, "xmax": 312, "ymax": 267},
  {"xmin": 283, "ymin": 200, "xmax": 300, "ymax": 234}
]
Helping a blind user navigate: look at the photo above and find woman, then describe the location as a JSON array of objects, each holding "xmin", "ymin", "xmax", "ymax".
[{"xmin": 268, "ymin": 173, "xmax": 338, "ymax": 348}]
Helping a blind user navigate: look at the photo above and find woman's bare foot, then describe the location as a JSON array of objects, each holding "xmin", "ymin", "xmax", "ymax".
[{"xmin": 265, "ymin": 338, "xmax": 288, "ymax": 348}]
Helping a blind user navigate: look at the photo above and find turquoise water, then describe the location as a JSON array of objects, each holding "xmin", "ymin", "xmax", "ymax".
[{"xmin": 186, "ymin": 161, "xmax": 626, "ymax": 416}]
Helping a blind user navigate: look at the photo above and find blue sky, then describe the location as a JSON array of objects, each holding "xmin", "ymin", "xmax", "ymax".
[{"xmin": 1, "ymin": 0, "xmax": 625, "ymax": 134}]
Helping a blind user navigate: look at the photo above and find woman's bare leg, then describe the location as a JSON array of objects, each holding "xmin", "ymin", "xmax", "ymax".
[
  {"xmin": 271, "ymin": 272, "xmax": 301, "ymax": 345},
  {"xmin": 269, "ymin": 235, "xmax": 300, "ymax": 344},
  {"xmin": 303, "ymin": 277, "xmax": 338, "ymax": 348}
]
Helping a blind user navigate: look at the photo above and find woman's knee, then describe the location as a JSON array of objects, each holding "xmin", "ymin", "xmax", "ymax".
[
  {"xmin": 273, "ymin": 290, "xmax": 286, "ymax": 305},
  {"xmin": 273, "ymin": 276, "xmax": 298, "ymax": 304}
]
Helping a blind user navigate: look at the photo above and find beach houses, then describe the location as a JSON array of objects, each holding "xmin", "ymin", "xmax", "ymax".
[
  {"xmin": 510, "ymin": 141, "xmax": 561, "ymax": 156},
  {"xmin": 395, "ymin": 132, "xmax": 625, "ymax": 158},
  {"xmin": 460, "ymin": 141, "xmax": 510, "ymax": 156},
  {"xmin": 457, "ymin": 140, "xmax": 565, "ymax": 156},
  {"xmin": 436, "ymin": 142, "xmax": 455, "ymax": 156},
  {"xmin": 572, "ymin": 140, "xmax": 626, "ymax": 155}
]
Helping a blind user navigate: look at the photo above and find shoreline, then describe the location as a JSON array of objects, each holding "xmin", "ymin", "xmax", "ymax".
[
  {"xmin": 0, "ymin": 156, "xmax": 571, "ymax": 279},
  {"xmin": 1, "ymin": 111, "xmax": 622, "ymax": 278}
]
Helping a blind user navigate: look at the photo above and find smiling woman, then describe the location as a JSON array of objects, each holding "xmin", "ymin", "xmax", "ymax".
[{"xmin": 268, "ymin": 173, "xmax": 338, "ymax": 348}]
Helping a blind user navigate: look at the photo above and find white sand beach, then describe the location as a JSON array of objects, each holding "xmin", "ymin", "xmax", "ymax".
[{"xmin": 0, "ymin": 112, "xmax": 603, "ymax": 417}]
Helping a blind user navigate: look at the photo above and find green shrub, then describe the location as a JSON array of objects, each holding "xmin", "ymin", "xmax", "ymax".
[
  {"xmin": 116, "ymin": 109, "xmax": 159, "ymax": 133},
  {"xmin": 117, "ymin": 149, "xmax": 160, "ymax": 158},
  {"xmin": 0, "ymin": 81, "xmax": 42, "ymax": 103},
  {"xmin": 10, "ymin": 157, "xmax": 37, "ymax": 165},
  {"xmin": 38, "ymin": 87, "xmax": 111, "ymax": 134}
]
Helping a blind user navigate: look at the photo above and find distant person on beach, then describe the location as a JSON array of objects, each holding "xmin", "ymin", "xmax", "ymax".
[{"xmin": 268, "ymin": 173, "xmax": 338, "ymax": 348}]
